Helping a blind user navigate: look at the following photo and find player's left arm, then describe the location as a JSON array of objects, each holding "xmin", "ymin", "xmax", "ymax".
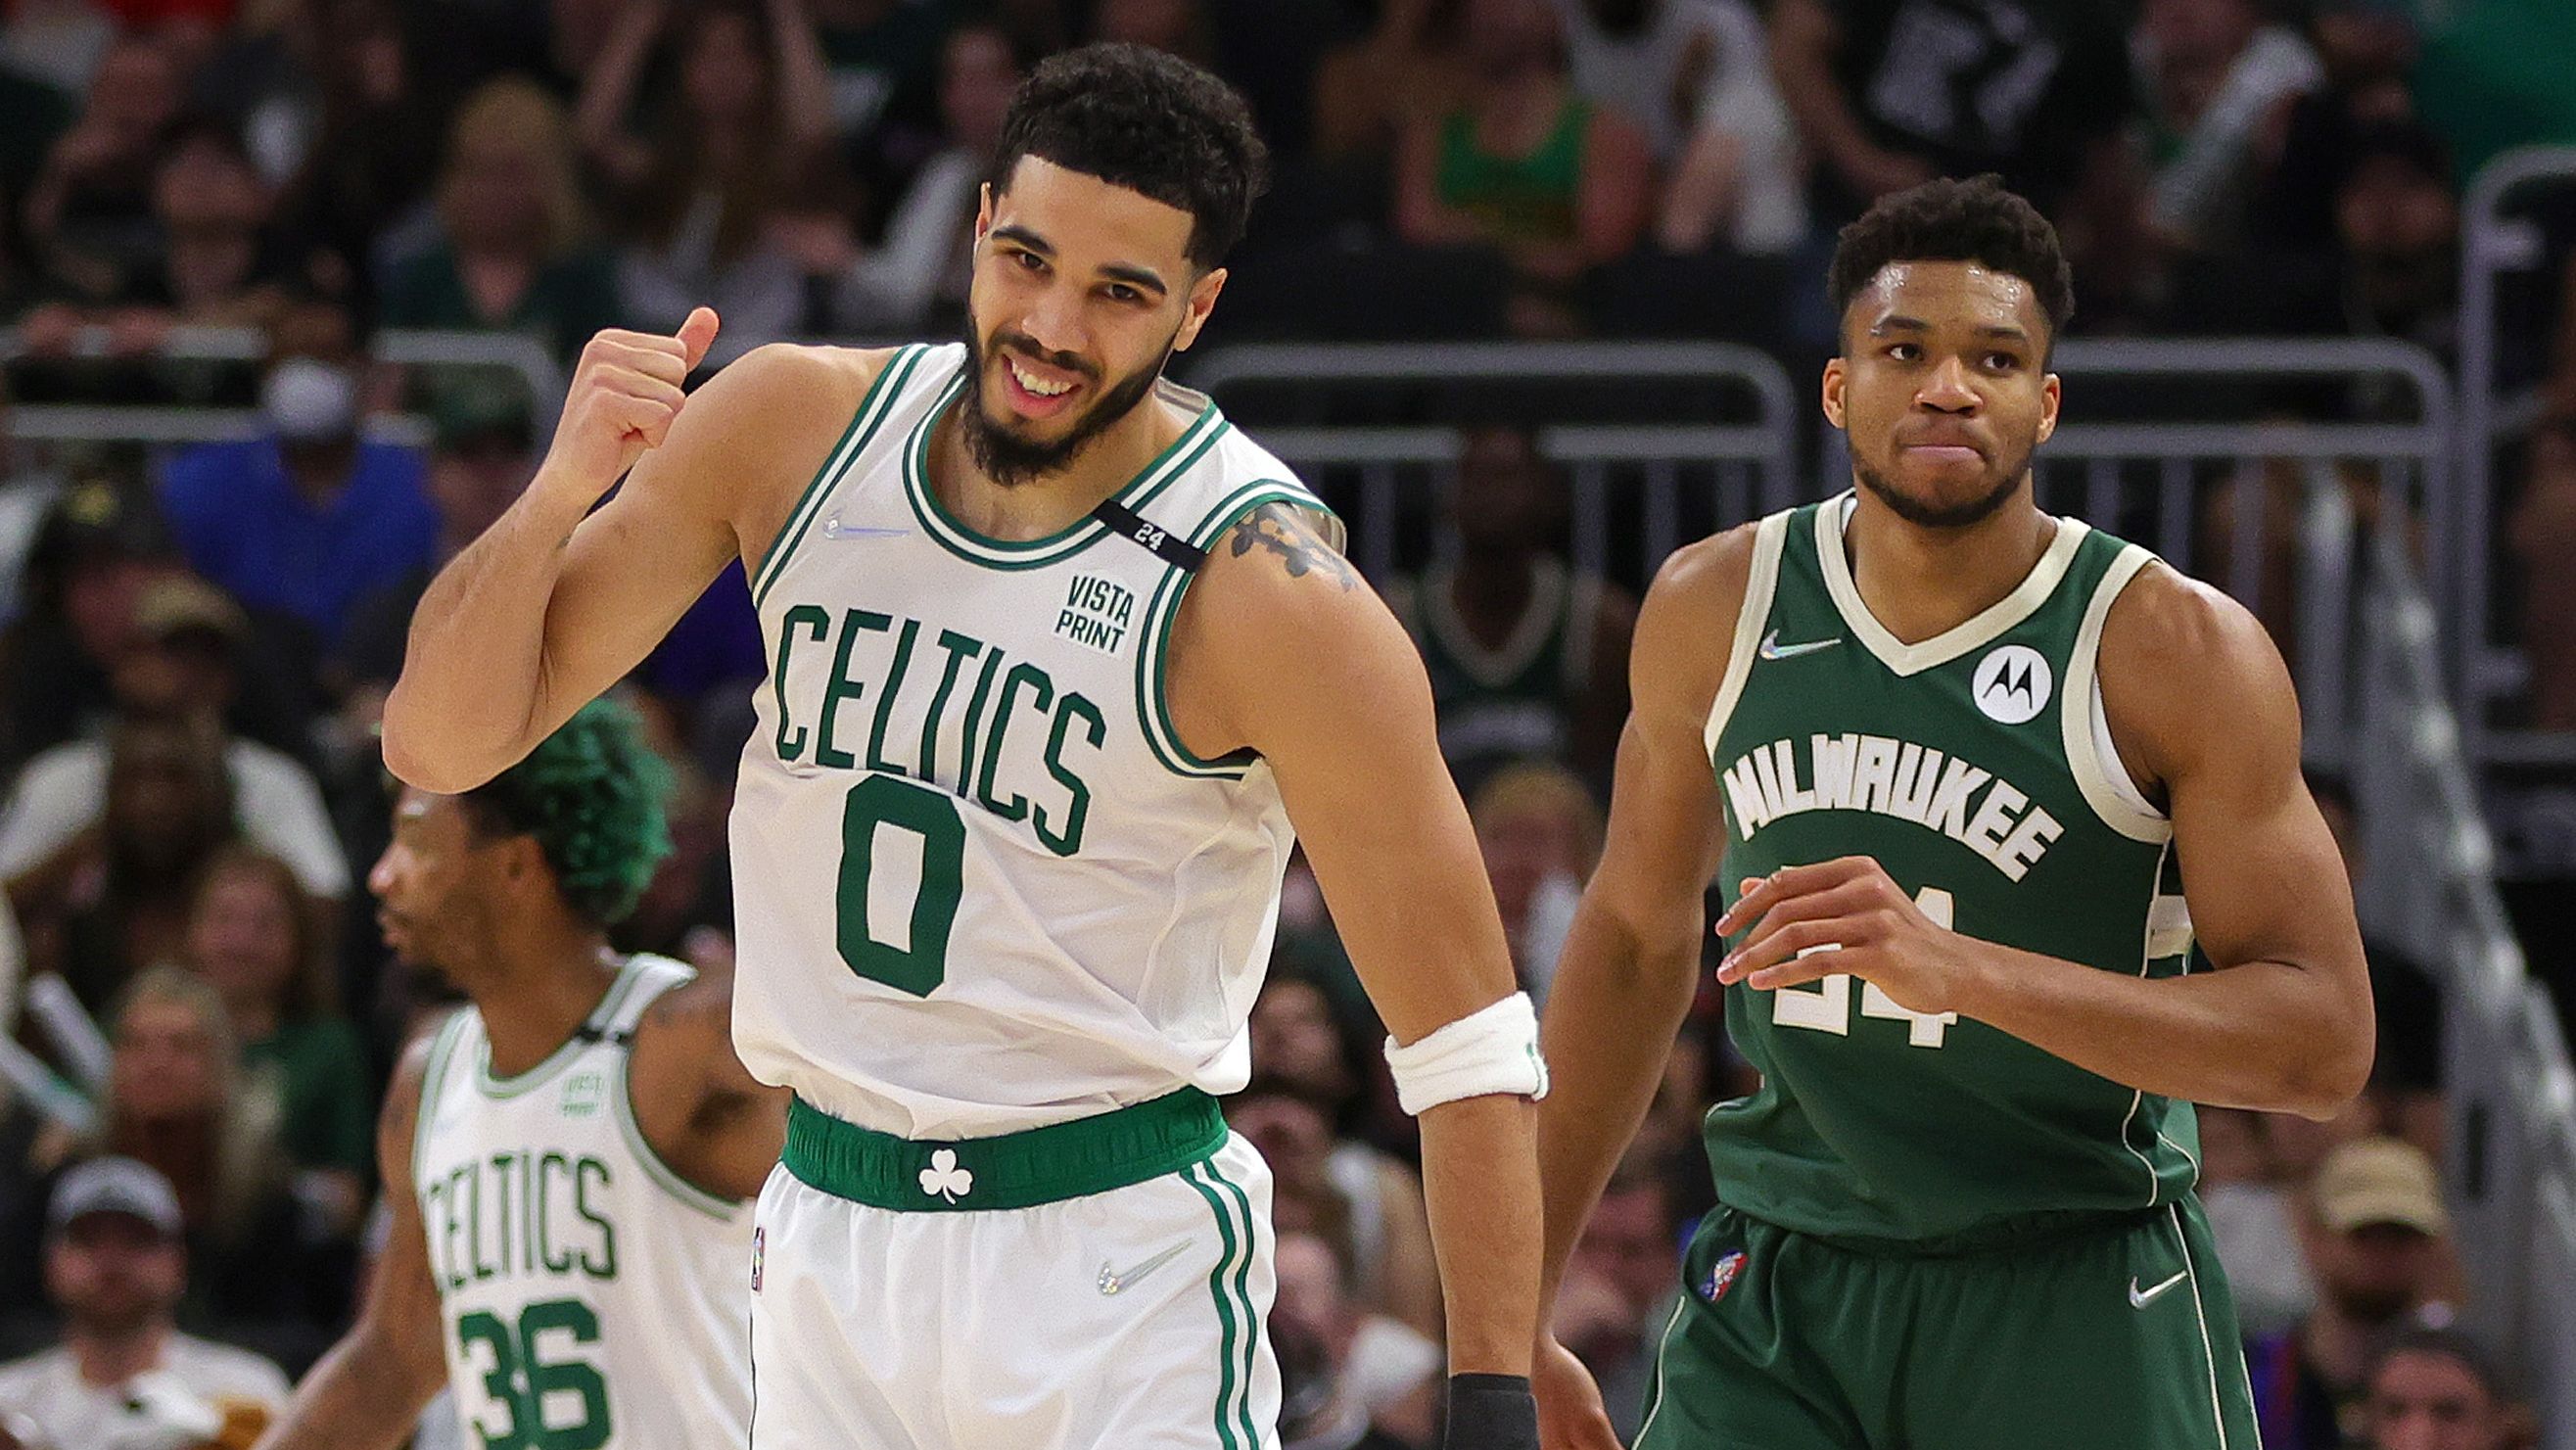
[
  {"xmin": 1716, "ymin": 564, "xmax": 2374, "ymax": 1120},
  {"xmin": 1168, "ymin": 502, "xmax": 1541, "ymax": 1387},
  {"xmin": 630, "ymin": 963, "xmax": 790, "ymax": 1202}
]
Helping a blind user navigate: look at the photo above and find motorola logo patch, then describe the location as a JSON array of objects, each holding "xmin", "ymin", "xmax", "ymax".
[{"xmin": 1972, "ymin": 644, "xmax": 2052, "ymax": 725}]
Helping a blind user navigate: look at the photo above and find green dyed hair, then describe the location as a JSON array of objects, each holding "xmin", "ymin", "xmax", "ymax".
[{"xmin": 460, "ymin": 699, "xmax": 673, "ymax": 925}]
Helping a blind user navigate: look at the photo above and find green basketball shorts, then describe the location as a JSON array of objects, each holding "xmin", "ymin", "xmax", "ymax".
[{"xmin": 1633, "ymin": 1196, "xmax": 2261, "ymax": 1449}]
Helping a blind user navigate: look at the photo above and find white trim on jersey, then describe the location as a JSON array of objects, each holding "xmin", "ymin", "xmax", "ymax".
[
  {"xmin": 1702, "ymin": 510, "xmax": 1793, "ymax": 762},
  {"xmin": 1817, "ymin": 491, "xmax": 2091, "ymax": 678}
]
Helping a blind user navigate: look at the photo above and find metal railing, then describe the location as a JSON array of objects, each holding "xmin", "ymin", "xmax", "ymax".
[
  {"xmin": 1198, "ymin": 337, "xmax": 2447, "ymax": 771},
  {"xmin": 0, "ymin": 324, "xmax": 569, "ymax": 449},
  {"xmin": 3, "ymin": 325, "xmax": 2571, "ymax": 1427},
  {"xmin": 2027, "ymin": 338, "xmax": 2454, "ymax": 771},
  {"xmin": 2459, "ymin": 146, "xmax": 2576, "ymax": 770},
  {"xmin": 2351, "ymin": 517, "xmax": 2576, "ymax": 1442},
  {"xmin": 1183, "ymin": 342, "xmax": 1799, "ymax": 584}
]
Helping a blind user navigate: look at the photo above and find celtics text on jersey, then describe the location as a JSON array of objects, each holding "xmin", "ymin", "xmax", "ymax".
[
  {"xmin": 729, "ymin": 343, "xmax": 1334, "ymax": 1145},
  {"xmin": 412, "ymin": 955, "xmax": 752, "ymax": 1450},
  {"xmin": 1702, "ymin": 494, "xmax": 2200, "ymax": 1247}
]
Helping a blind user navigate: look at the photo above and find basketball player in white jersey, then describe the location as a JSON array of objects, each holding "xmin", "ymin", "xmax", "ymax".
[
  {"xmin": 380, "ymin": 41, "xmax": 1547, "ymax": 1450},
  {"xmin": 254, "ymin": 701, "xmax": 784, "ymax": 1450}
]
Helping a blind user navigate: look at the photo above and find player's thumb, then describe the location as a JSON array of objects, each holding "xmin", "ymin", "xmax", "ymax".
[{"xmin": 677, "ymin": 305, "xmax": 722, "ymax": 371}]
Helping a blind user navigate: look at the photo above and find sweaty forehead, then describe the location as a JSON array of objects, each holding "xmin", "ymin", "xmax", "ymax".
[{"xmin": 1852, "ymin": 261, "xmax": 2042, "ymax": 337}]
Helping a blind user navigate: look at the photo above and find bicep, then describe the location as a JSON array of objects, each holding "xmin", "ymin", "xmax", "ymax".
[
  {"xmin": 1593, "ymin": 712, "xmax": 1726, "ymax": 926},
  {"xmin": 1224, "ymin": 580, "xmax": 1518, "ymax": 1041},
  {"xmin": 1586, "ymin": 542, "xmax": 1740, "ymax": 936},
  {"xmin": 530, "ymin": 471, "xmax": 738, "ymax": 729},
  {"xmin": 526, "ymin": 349, "xmax": 834, "ymax": 733},
  {"xmin": 2114, "ymin": 583, "xmax": 2364, "ymax": 989}
]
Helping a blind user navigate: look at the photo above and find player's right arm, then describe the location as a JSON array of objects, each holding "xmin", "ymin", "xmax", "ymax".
[
  {"xmin": 251, "ymin": 1030, "xmax": 448, "ymax": 1450},
  {"xmin": 381, "ymin": 318, "xmax": 882, "ymax": 793},
  {"xmin": 1528, "ymin": 529, "xmax": 1749, "ymax": 1450}
]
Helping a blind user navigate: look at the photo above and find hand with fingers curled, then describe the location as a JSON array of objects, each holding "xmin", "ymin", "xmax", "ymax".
[
  {"xmin": 1711, "ymin": 856, "xmax": 1983, "ymax": 1019},
  {"xmin": 1532, "ymin": 1334, "xmax": 1622, "ymax": 1450},
  {"xmin": 539, "ymin": 305, "xmax": 723, "ymax": 504}
]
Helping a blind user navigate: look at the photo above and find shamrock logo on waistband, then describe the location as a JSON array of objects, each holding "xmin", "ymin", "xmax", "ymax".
[{"xmin": 919, "ymin": 1148, "xmax": 974, "ymax": 1203}]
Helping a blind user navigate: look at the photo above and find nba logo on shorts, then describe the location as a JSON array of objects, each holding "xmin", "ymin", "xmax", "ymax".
[
  {"xmin": 751, "ymin": 1228, "xmax": 765, "ymax": 1293},
  {"xmin": 1701, "ymin": 1249, "xmax": 1747, "ymax": 1305}
]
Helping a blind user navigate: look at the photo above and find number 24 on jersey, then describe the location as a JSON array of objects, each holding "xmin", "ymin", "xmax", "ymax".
[{"xmin": 1765, "ymin": 886, "xmax": 1960, "ymax": 1048}]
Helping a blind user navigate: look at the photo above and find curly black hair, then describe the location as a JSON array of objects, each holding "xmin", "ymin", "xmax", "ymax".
[
  {"xmin": 1826, "ymin": 174, "xmax": 2076, "ymax": 350},
  {"xmin": 989, "ymin": 41, "xmax": 1270, "ymax": 269},
  {"xmin": 459, "ymin": 699, "xmax": 673, "ymax": 927}
]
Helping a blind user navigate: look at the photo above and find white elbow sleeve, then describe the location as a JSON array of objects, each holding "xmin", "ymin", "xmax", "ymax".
[{"xmin": 1382, "ymin": 991, "xmax": 1550, "ymax": 1116}]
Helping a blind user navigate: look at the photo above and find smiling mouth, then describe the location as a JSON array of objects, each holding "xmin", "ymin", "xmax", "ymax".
[
  {"xmin": 999, "ymin": 355, "xmax": 1071, "ymax": 394},
  {"xmin": 994, "ymin": 355, "xmax": 1087, "ymax": 417}
]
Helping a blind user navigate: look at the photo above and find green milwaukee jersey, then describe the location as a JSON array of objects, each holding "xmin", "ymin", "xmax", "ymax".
[{"xmin": 1703, "ymin": 495, "xmax": 2200, "ymax": 1247}]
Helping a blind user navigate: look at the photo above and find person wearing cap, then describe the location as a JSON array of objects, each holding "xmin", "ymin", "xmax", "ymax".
[
  {"xmin": 155, "ymin": 295, "xmax": 437, "ymax": 650},
  {"xmin": 2245, "ymin": 1136, "xmax": 2459, "ymax": 1450},
  {"xmin": 0, "ymin": 475, "xmax": 185, "ymax": 777},
  {"xmin": 2361, "ymin": 1325, "xmax": 2524, "ymax": 1450},
  {"xmin": 0, "ymin": 573, "xmax": 350, "ymax": 905},
  {"xmin": 0, "ymin": 1156, "xmax": 289, "ymax": 1450}
]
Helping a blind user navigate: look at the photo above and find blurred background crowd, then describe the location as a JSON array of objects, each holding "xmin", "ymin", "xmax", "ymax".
[{"xmin": 0, "ymin": 0, "xmax": 2569, "ymax": 1445}]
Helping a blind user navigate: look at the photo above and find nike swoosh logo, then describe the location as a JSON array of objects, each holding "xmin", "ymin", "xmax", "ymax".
[
  {"xmin": 1098, "ymin": 1241, "xmax": 1192, "ymax": 1295},
  {"xmin": 820, "ymin": 516, "xmax": 913, "ymax": 540},
  {"xmin": 1757, "ymin": 629, "xmax": 1841, "ymax": 661},
  {"xmin": 2129, "ymin": 1270, "xmax": 2188, "ymax": 1309}
]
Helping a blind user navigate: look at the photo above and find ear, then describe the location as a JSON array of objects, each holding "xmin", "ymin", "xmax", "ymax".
[
  {"xmin": 497, "ymin": 833, "xmax": 548, "ymax": 890},
  {"xmin": 1821, "ymin": 356, "xmax": 1849, "ymax": 431},
  {"xmin": 973, "ymin": 183, "xmax": 994, "ymax": 245},
  {"xmin": 2037, "ymin": 371, "xmax": 2061, "ymax": 445},
  {"xmin": 1173, "ymin": 267, "xmax": 1228, "ymax": 352}
]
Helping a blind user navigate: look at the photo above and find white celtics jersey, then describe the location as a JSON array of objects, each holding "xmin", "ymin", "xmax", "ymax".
[
  {"xmin": 730, "ymin": 342, "xmax": 1328, "ymax": 1140},
  {"xmin": 412, "ymin": 955, "xmax": 752, "ymax": 1450}
]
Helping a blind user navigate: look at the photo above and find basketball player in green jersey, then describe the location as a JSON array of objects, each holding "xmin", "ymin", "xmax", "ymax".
[{"xmin": 1529, "ymin": 175, "xmax": 2374, "ymax": 1449}]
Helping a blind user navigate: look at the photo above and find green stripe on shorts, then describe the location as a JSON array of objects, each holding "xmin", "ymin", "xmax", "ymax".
[{"xmin": 1185, "ymin": 1162, "xmax": 1247, "ymax": 1450}]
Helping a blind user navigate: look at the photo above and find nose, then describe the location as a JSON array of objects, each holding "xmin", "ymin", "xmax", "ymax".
[
  {"xmin": 1916, "ymin": 354, "xmax": 1980, "ymax": 414},
  {"xmin": 367, "ymin": 845, "xmax": 398, "ymax": 900},
  {"xmin": 1017, "ymin": 285, "xmax": 1089, "ymax": 362}
]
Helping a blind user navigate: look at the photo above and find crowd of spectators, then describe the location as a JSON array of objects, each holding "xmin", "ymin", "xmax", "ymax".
[{"xmin": 0, "ymin": 0, "xmax": 2570, "ymax": 1446}]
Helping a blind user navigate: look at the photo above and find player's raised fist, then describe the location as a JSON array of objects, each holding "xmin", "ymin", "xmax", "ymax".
[{"xmin": 538, "ymin": 305, "xmax": 721, "ymax": 499}]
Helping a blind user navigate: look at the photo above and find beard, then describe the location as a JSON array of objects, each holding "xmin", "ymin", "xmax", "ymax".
[
  {"xmin": 1853, "ymin": 444, "xmax": 2033, "ymax": 530},
  {"xmin": 960, "ymin": 325, "xmax": 1174, "ymax": 488}
]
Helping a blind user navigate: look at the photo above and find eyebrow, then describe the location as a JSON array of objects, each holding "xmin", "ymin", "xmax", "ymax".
[
  {"xmin": 1868, "ymin": 316, "xmax": 2034, "ymax": 345},
  {"xmin": 990, "ymin": 223, "xmax": 1171, "ymax": 299}
]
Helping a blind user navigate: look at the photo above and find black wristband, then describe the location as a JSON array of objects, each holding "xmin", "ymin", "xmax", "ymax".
[{"xmin": 1444, "ymin": 1373, "xmax": 1538, "ymax": 1450}]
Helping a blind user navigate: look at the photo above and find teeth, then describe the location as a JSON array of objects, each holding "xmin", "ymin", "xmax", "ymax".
[{"xmin": 1007, "ymin": 357, "xmax": 1073, "ymax": 398}]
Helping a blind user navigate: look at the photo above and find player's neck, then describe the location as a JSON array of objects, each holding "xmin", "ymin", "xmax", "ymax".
[
  {"xmin": 471, "ymin": 925, "xmax": 622, "ymax": 1079},
  {"xmin": 1842, "ymin": 489, "xmax": 2056, "ymax": 646},
  {"xmin": 931, "ymin": 391, "xmax": 1187, "ymax": 542}
]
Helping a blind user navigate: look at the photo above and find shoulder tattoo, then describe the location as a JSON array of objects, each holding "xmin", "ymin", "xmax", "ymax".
[{"xmin": 1230, "ymin": 501, "xmax": 1359, "ymax": 592}]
